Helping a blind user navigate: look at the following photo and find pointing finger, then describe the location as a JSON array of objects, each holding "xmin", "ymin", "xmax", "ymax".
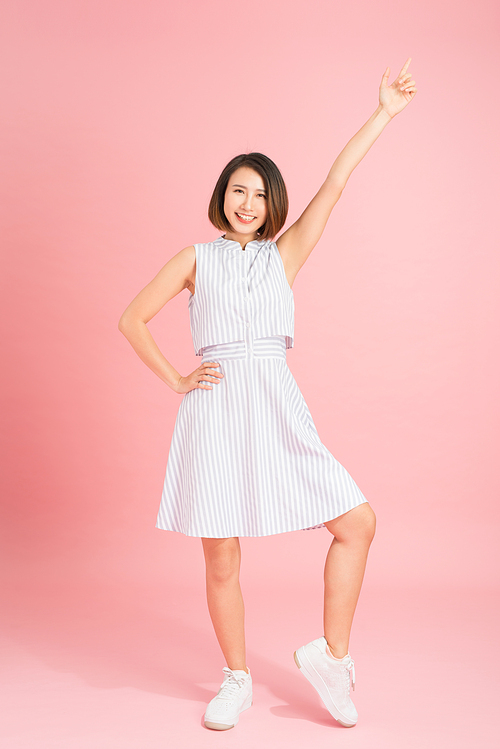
[{"xmin": 399, "ymin": 57, "xmax": 412, "ymax": 76}]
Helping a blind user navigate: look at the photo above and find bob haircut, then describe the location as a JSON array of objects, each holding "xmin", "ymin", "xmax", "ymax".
[{"xmin": 208, "ymin": 152, "xmax": 288, "ymax": 241}]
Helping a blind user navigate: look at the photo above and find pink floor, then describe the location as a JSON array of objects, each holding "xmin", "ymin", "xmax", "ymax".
[{"xmin": 2, "ymin": 574, "xmax": 498, "ymax": 748}]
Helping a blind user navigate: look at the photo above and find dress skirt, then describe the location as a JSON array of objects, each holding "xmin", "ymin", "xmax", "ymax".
[{"xmin": 156, "ymin": 335, "xmax": 367, "ymax": 538}]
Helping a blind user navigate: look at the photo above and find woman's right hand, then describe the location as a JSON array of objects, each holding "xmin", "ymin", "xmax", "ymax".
[{"xmin": 174, "ymin": 361, "xmax": 224, "ymax": 394}]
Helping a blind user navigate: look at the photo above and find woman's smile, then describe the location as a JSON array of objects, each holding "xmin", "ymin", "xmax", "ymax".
[{"xmin": 235, "ymin": 212, "xmax": 257, "ymax": 223}]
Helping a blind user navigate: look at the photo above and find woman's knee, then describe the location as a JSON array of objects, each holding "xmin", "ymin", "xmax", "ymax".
[
  {"xmin": 202, "ymin": 537, "xmax": 241, "ymax": 585},
  {"xmin": 325, "ymin": 503, "xmax": 376, "ymax": 545},
  {"xmin": 360, "ymin": 504, "xmax": 376, "ymax": 544}
]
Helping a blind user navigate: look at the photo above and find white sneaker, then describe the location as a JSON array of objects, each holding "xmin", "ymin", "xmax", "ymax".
[
  {"xmin": 204, "ymin": 667, "xmax": 253, "ymax": 730},
  {"xmin": 294, "ymin": 636, "xmax": 358, "ymax": 727}
]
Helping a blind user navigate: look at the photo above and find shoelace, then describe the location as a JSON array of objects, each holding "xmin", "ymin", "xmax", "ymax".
[
  {"xmin": 343, "ymin": 656, "xmax": 356, "ymax": 692},
  {"xmin": 216, "ymin": 667, "xmax": 247, "ymax": 700}
]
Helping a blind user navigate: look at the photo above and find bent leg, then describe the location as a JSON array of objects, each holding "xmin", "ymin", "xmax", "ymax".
[
  {"xmin": 323, "ymin": 503, "xmax": 376, "ymax": 658},
  {"xmin": 202, "ymin": 537, "xmax": 248, "ymax": 672}
]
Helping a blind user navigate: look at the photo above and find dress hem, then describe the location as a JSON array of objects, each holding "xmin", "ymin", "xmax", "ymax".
[{"xmin": 154, "ymin": 498, "xmax": 368, "ymax": 539}]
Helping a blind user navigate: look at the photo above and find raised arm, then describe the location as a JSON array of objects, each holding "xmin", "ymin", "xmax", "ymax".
[{"xmin": 277, "ymin": 58, "xmax": 417, "ymax": 285}]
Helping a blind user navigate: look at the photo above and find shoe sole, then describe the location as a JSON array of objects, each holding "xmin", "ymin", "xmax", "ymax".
[
  {"xmin": 204, "ymin": 699, "xmax": 252, "ymax": 730},
  {"xmin": 294, "ymin": 648, "xmax": 356, "ymax": 727}
]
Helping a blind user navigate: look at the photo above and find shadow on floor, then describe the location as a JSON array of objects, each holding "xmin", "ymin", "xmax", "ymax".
[{"xmin": 2, "ymin": 576, "xmax": 342, "ymax": 728}]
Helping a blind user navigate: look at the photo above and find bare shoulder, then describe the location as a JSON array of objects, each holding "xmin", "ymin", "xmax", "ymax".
[
  {"xmin": 158, "ymin": 243, "xmax": 196, "ymax": 290},
  {"xmin": 175, "ymin": 244, "xmax": 196, "ymax": 294}
]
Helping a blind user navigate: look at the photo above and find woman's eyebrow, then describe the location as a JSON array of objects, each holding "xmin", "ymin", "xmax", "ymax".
[{"xmin": 231, "ymin": 183, "xmax": 267, "ymax": 192}]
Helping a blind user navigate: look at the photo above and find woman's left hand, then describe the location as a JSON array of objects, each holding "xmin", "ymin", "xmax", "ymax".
[{"xmin": 379, "ymin": 57, "xmax": 417, "ymax": 119}]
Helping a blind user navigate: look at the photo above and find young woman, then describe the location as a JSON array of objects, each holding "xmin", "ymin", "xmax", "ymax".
[{"xmin": 119, "ymin": 59, "xmax": 417, "ymax": 730}]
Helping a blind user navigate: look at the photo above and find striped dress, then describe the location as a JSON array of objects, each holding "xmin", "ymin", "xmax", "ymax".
[{"xmin": 155, "ymin": 235, "xmax": 368, "ymax": 538}]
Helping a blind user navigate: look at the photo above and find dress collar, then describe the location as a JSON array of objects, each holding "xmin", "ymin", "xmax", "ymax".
[{"xmin": 213, "ymin": 235, "xmax": 269, "ymax": 252}]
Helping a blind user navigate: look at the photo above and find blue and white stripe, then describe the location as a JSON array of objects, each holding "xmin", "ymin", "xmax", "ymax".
[
  {"xmin": 156, "ymin": 335, "xmax": 367, "ymax": 537},
  {"xmin": 156, "ymin": 235, "xmax": 367, "ymax": 537},
  {"xmin": 188, "ymin": 237, "xmax": 294, "ymax": 355}
]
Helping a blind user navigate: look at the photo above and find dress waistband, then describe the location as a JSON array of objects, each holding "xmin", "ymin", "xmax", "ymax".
[{"xmin": 200, "ymin": 336, "xmax": 287, "ymax": 361}]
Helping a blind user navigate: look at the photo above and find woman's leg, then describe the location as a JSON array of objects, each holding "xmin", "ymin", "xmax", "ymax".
[
  {"xmin": 202, "ymin": 537, "xmax": 248, "ymax": 672},
  {"xmin": 323, "ymin": 503, "xmax": 376, "ymax": 658}
]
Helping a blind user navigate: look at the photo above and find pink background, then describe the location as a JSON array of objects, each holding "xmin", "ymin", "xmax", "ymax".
[{"xmin": 1, "ymin": 1, "xmax": 499, "ymax": 746}]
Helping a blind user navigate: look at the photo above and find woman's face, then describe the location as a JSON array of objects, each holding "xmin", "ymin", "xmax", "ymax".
[{"xmin": 223, "ymin": 167, "xmax": 268, "ymax": 238}]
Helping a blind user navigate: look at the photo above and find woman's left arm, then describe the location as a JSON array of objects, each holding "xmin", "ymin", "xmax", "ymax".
[{"xmin": 277, "ymin": 58, "xmax": 417, "ymax": 281}]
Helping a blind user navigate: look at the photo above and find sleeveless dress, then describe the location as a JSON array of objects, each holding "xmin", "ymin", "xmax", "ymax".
[{"xmin": 155, "ymin": 235, "xmax": 368, "ymax": 538}]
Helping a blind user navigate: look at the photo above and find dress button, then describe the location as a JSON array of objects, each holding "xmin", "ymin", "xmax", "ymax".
[{"xmin": 246, "ymin": 322, "xmax": 250, "ymax": 328}]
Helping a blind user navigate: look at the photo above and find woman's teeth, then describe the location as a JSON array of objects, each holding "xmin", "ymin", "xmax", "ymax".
[{"xmin": 236, "ymin": 213, "xmax": 255, "ymax": 222}]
